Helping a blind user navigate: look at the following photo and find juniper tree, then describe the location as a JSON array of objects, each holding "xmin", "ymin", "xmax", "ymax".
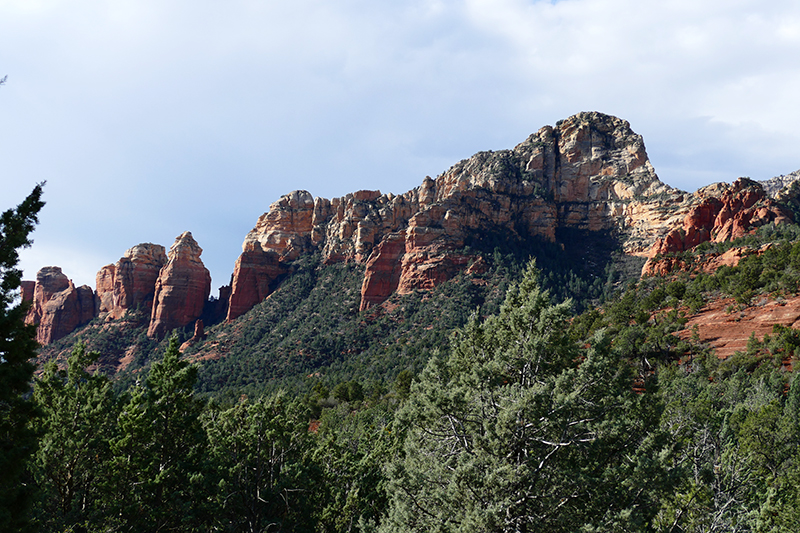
[
  {"xmin": 382, "ymin": 260, "xmax": 673, "ymax": 533},
  {"xmin": 31, "ymin": 343, "xmax": 118, "ymax": 529},
  {"xmin": 109, "ymin": 336, "xmax": 209, "ymax": 531}
]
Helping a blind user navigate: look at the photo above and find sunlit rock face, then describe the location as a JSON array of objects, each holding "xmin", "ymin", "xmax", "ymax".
[
  {"xmin": 228, "ymin": 111, "xmax": 798, "ymax": 316},
  {"xmin": 231, "ymin": 112, "xmax": 684, "ymax": 314},
  {"xmin": 24, "ymin": 266, "xmax": 96, "ymax": 345},
  {"xmin": 147, "ymin": 232, "xmax": 211, "ymax": 339},
  {"xmin": 96, "ymin": 243, "xmax": 167, "ymax": 319},
  {"xmin": 643, "ymin": 179, "xmax": 791, "ymax": 275}
]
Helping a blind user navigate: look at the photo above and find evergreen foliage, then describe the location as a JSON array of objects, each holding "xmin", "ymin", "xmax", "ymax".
[
  {"xmin": 25, "ymin": 217, "xmax": 800, "ymax": 531},
  {"xmin": 107, "ymin": 336, "xmax": 209, "ymax": 531},
  {"xmin": 0, "ymin": 184, "xmax": 45, "ymax": 532},
  {"xmin": 204, "ymin": 392, "xmax": 317, "ymax": 532},
  {"xmin": 31, "ymin": 343, "xmax": 118, "ymax": 530},
  {"xmin": 381, "ymin": 262, "xmax": 673, "ymax": 532}
]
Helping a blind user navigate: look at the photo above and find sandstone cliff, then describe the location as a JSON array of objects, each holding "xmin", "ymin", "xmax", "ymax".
[
  {"xmin": 230, "ymin": 111, "xmax": 694, "ymax": 315},
  {"xmin": 25, "ymin": 111, "xmax": 800, "ymax": 348},
  {"xmin": 642, "ymin": 179, "xmax": 791, "ymax": 275},
  {"xmin": 24, "ymin": 266, "xmax": 96, "ymax": 345},
  {"xmin": 96, "ymin": 243, "xmax": 167, "ymax": 319},
  {"xmin": 147, "ymin": 232, "xmax": 212, "ymax": 339}
]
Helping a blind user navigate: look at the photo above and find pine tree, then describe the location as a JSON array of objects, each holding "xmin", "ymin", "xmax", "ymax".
[{"xmin": 0, "ymin": 184, "xmax": 45, "ymax": 532}]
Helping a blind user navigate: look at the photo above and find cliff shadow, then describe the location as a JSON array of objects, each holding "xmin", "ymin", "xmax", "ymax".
[{"xmin": 464, "ymin": 226, "xmax": 643, "ymax": 310}]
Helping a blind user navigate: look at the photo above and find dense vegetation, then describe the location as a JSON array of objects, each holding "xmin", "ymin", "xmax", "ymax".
[
  {"xmin": 180, "ymin": 227, "xmax": 639, "ymax": 400},
  {"xmin": 0, "ymin": 184, "xmax": 45, "ymax": 533},
  {"xmin": 18, "ymin": 250, "xmax": 800, "ymax": 532}
]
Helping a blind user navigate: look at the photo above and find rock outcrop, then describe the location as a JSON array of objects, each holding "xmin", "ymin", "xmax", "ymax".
[
  {"xmin": 24, "ymin": 112, "xmax": 800, "ymax": 349},
  {"xmin": 680, "ymin": 294, "xmax": 800, "ymax": 359},
  {"xmin": 179, "ymin": 319, "xmax": 206, "ymax": 353},
  {"xmin": 226, "ymin": 249, "xmax": 287, "ymax": 321},
  {"xmin": 760, "ymin": 169, "xmax": 800, "ymax": 198},
  {"xmin": 24, "ymin": 266, "xmax": 96, "ymax": 345},
  {"xmin": 147, "ymin": 232, "xmax": 212, "ymax": 339},
  {"xmin": 96, "ymin": 243, "xmax": 167, "ymax": 319},
  {"xmin": 231, "ymin": 111, "xmax": 692, "ymax": 315},
  {"xmin": 642, "ymin": 179, "xmax": 791, "ymax": 275}
]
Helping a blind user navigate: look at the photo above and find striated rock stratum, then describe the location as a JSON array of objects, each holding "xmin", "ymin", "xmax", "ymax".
[
  {"xmin": 230, "ymin": 111, "xmax": 790, "ymax": 316},
  {"xmin": 24, "ymin": 111, "xmax": 800, "ymax": 345},
  {"xmin": 147, "ymin": 232, "xmax": 212, "ymax": 339}
]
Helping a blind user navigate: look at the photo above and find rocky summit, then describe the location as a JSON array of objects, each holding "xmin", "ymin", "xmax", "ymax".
[
  {"xmin": 24, "ymin": 266, "xmax": 95, "ymax": 345},
  {"xmin": 23, "ymin": 111, "xmax": 800, "ymax": 347},
  {"xmin": 96, "ymin": 243, "xmax": 167, "ymax": 320},
  {"xmin": 226, "ymin": 111, "xmax": 792, "ymax": 317}
]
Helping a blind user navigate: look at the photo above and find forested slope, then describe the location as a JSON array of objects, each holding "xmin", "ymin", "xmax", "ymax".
[{"xmin": 25, "ymin": 234, "xmax": 800, "ymax": 531}]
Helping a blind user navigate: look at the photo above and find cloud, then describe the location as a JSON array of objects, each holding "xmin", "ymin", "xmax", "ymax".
[{"xmin": 3, "ymin": 0, "xmax": 800, "ymax": 289}]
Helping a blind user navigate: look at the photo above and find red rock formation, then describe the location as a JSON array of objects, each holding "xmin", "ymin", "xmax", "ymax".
[
  {"xmin": 25, "ymin": 266, "xmax": 96, "ymax": 345},
  {"xmin": 20, "ymin": 280, "xmax": 35, "ymax": 304},
  {"xmin": 643, "ymin": 179, "xmax": 791, "ymax": 275},
  {"xmin": 96, "ymin": 243, "xmax": 167, "ymax": 319},
  {"xmin": 147, "ymin": 232, "xmax": 211, "ymax": 339},
  {"xmin": 231, "ymin": 112, "xmax": 686, "ymax": 316},
  {"xmin": 242, "ymin": 190, "xmax": 316, "ymax": 260},
  {"xmin": 226, "ymin": 248, "xmax": 287, "ymax": 321},
  {"xmin": 680, "ymin": 294, "xmax": 800, "ymax": 359},
  {"xmin": 360, "ymin": 232, "xmax": 407, "ymax": 311},
  {"xmin": 179, "ymin": 319, "xmax": 206, "ymax": 353},
  {"xmin": 228, "ymin": 112, "xmax": 797, "ymax": 316}
]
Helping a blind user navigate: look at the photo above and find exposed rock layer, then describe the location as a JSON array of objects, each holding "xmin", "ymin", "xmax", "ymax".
[
  {"xmin": 24, "ymin": 266, "xmax": 96, "ymax": 345},
  {"xmin": 230, "ymin": 111, "xmax": 696, "ymax": 315},
  {"xmin": 680, "ymin": 295, "xmax": 800, "ymax": 359},
  {"xmin": 147, "ymin": 232, "xmax": 212, "ymax": 339},
  {"xmin": 96, "ymin": 243, "xmax": 167, "ymax": 319},
  {"xmin": 24, "ymin": 111, "xmax": 800, "ymax": 347},
  {"xmin": 643, "ymin": 179, "xmax": 791, "ymax": 275}
]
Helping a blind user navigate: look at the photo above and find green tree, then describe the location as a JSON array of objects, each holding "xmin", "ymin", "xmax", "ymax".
[
  {"xmin": 0, "ymin": 184, "xmax": 45, "ymax": 532},
  {"xmin": 382, "ymin": 261, "xmax": 673, "ymax": 533},
  {"xmin": 205, "ymin": 392, "xmax": 316, "ymax": 532},
  {"xmin": 108, "ymin": 336, "xmax": 208, "ymax": 531},
  {"xmin": 313, "ymin": 401, "xmax": 396, "ymax": 533},
  {"xmin": 31, "ymin": 343, "xmax": 118, "ymax": 530},
  {"xmin": 654, "ymin": 352, "xmax": 790, "ymax": 533}
]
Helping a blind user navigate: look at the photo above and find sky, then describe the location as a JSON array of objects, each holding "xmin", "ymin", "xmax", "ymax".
[{"xmin": 3, "ymin": 0, "xmax": 800, "ymax": 292}]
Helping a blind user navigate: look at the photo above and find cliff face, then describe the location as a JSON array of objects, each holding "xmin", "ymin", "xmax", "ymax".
[
  {"xmin": 96, "ymin": 243, "xmax": 167, "ymax": 319},
  {"xmin": 147, "ymin": 232, "xmax": 212, "ymax": 339},
  {"xmin": 230, "ymin": 111, "xmax": 694, "ymax": 315},
  {"xmin": 24, "ymin": 266, "xmax": 96, "ymax": 345},
  {"xmin": 25, "ymin": 111, "xmax": 800, "ymax": 347},
  {"xmin": 643, "ymin": 179, "xmax": 791, "ymax": 275}
]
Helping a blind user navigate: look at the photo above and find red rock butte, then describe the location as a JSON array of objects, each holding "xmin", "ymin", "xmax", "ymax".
[{"xmin": 22, "ymin": 111, "xmax": 800, "ymax": 351}]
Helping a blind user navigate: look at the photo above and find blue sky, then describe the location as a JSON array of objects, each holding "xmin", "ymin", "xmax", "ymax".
[{"xmin": 3, "ymin": 0, "xmax": 800, "ymax": 291}]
